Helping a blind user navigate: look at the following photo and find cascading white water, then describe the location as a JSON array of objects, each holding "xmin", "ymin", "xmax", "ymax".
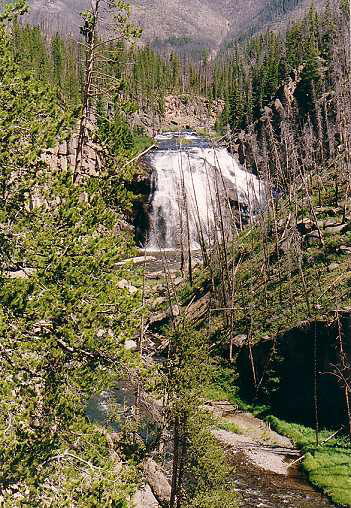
[{"xmin": 145, "ymin": 131, "xmax": 264, "ymax": 250}]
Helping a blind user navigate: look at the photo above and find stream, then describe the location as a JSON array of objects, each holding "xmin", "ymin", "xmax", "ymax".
[
  {"xmin": 231, "ymin": 450, "xmax": 333, "ymax": 507},
  {"xmin": 88, "ymin": 388, "xmax": 334, "ymax": 507},
  {"xmin": 88, "ymin": 131, "xmax": 335, "ymax": 506}
]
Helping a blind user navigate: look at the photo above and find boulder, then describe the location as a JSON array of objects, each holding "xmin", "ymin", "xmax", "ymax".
[
  {"xmin": 339, "ymin": 245, "xmax": 351, "ymax": 254},
  {"xmin": 5, "ymin": 268, "xmax": 36, "ymax": 279},
  {"xmin": 231, "ymin": 334, "xmax": 247, "ymax": 348},
  {"xmin": 124, "ymin": 340, "xmax": 138, "ymax": 352},
  {"xmin": 304, "ymin": 230, "xmax": 322, "ymax": 246},
  {"xmin": 132, "ymin": 484, "xmax": 160, "ymax": 508},
  {"xmin": 324, "ymin": 223, "xmax": 349, "ymax": 235},
  {"xmin": 58, "ymin": 141, "xmax": 68, "ymax": 156},
  {"xmin": 296, "ymin": 218, "xmax": 316, "ymax": 235},
  {"xmin": 171, "ymin": 304, "xmax": 180, "ymax": 317},
  {"xmin": 143, "ymin": 459, "xmax": 171, "ymax": 505},
  {"xmin": 315, "ymin": 206, "xmax": 339, "ymax": 216},
  {"xmin": 328, "ymin": 263, "xmax": 340, "ymax": 271},
  {"xmin": 279, "ymin": 235, "xmax": 293, "ymax": 253},
  {"xmin": 79, "ymin": 192, "xmax": 89, "ymax": 204},
  {"xmin": 117, "ymin": 279, "xmax": 138, "ymax": 295}
]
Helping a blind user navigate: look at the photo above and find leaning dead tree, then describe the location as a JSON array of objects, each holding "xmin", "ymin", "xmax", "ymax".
[{"xmin": 73, "ymin": 0, "xmax": 140, "ymax": 183}]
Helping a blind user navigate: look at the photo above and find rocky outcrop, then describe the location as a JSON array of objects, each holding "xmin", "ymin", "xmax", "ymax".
[
  {"xmin": 131, "ymin": 94, "xmax": 224, "ymax": 136},
  {"xmin": 143, "ymin": 458, "xmax": 171, "ymax": 506},
  {"xmin": 41, "ymin": 119, "xmax": 105, "ymax": 181},
  {"xmin": 132, "ymin": 484, "xmax": 160, "ymax": 508}
]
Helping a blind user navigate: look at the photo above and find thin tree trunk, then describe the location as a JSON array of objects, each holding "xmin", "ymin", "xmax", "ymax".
[{"xmin": 170, "ymin": 416, "xmax": 180, "ymax": 508}]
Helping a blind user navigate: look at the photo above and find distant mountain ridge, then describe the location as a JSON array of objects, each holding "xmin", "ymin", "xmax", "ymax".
[{"xmin": 18, "ymin": 0, "xmax": 326, "ymax": 52}]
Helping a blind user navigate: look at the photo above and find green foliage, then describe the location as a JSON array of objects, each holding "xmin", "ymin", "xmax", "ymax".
[
  {"xmin": 0, "ymin": 0, "xmax": 27, "ymax": 21},
  {"xmin": 12, "ymin": 22, "xmax": 82, "ymax": 109},
  {"xmin": 267, "ymin": 416, "xmax": 351, "ymax": 506},
  {"xmin": 0, "ymin": 168, "xmax": 143, "ymax": 503},
  {"xmin": 163, "ymin": 323, "xmax": 237, "ymax": 506},
  {"xmin": 217, "ymin": 419, "xmax": 242, "ymax": 434},
  {"xmin": 213, "ymin": 1, "xmax": 344, "ymax": 132},
  {"xmin": 183, "ymin": 413, "xmax": 238, "ymax": 507},
  {"xmin": 96, "ymin": 97, "xmax": 152, "ymax": 162},
  {"xmin": 186, "ymin": 489, "xmax": 238, "ymax": 508},
  {"xmin": 0, "ymin": 4, "xmax": 144, "ymax": 503},
  {"xmin": 166, "ymin": 324, "xmax": 213, "ymax": 413}
]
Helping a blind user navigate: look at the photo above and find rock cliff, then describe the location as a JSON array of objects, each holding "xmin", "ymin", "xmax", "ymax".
[{"xmin": 131, "ymin": 94, "xmax": 224, "ymax": 136}]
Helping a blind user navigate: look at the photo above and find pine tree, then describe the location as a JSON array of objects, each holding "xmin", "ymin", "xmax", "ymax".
[{"xmin": 0, "ymin": 3, "xmax": 145, "ymax": 504}]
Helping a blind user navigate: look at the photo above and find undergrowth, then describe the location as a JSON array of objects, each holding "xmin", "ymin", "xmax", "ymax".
[{"xmin": 266, "ymin": 416, "xmax": 351, "ymax": 507}]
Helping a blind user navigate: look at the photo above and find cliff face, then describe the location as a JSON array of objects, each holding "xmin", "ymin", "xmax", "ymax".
[{"xmin": 131, "ymin": 94, "xmax": 225, "ymax": 136}]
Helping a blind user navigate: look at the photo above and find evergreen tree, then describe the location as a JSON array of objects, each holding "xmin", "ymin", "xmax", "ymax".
[
  {"xmin": 163, "ymin": 322, "xmax": 238, "ymax": 507},
  {"xmin": 0, "ymin": 3, "xmax": 144, "ymax": 504}
]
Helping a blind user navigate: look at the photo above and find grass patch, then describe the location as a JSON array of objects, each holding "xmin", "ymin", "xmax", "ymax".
[
  {"xmin": 266, "ymin": 415, "xmax": 351, "ymax": 507},
  {"xmin": 204, "ymin": 384, "xmax": 232, "ymax": 402},
  {"xmin": 217, "ymin": 419, "xmax": 243, "ymax": 434}
]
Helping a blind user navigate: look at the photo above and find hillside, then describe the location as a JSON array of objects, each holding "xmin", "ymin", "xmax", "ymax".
[
  {"xmin": 1, "ymin": 1, "xmax": 350, "ymax": 507},
  {"xmin": 21, "ymin": 0, "xmax": 326, "ymax": 52}
]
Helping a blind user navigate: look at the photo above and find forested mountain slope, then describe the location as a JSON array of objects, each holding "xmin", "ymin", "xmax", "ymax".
[{"xmin": 20, "ymin": 0, "xmax": 326, "ymax": 52}]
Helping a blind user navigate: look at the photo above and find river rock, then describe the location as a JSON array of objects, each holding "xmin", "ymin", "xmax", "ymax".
[{"xmin": 143, "ymin": 458, "xmax": 171, "ymax": 505}]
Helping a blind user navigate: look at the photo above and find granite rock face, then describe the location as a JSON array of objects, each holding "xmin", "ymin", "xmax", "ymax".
[
  {"xmin": 131, "ymin": 94, "xmax": 225, "ymax": 136},
  {"xmin": 132, "ymin": 484, "xmax": 160, "ymax": 508},
  {"xmin": 143, "ymin": 458, "xmax": 171, "ymax": 505}
]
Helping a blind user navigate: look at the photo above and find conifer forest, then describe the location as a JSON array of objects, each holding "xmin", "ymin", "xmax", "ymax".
[{"xmin": 0, "ymin": 0, "xmax": 351, "ymax": 507}]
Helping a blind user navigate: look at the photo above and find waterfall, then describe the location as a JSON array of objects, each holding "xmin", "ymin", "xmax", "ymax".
[{"xmin": 144, "ymin": 131, "xmax": 264, "ymax": 250}]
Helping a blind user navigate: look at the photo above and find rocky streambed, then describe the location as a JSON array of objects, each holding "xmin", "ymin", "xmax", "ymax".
[
  {"xmin": 130, "ymin": 399, "xmax": 335, "ymax": 507},
  {"xmin": 208, "ymin": 401, "xmax": 333, "ymax": 508},
  {"xmin": 89, "ymin": 256, "xmax": 336, "ymax": 507}
]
